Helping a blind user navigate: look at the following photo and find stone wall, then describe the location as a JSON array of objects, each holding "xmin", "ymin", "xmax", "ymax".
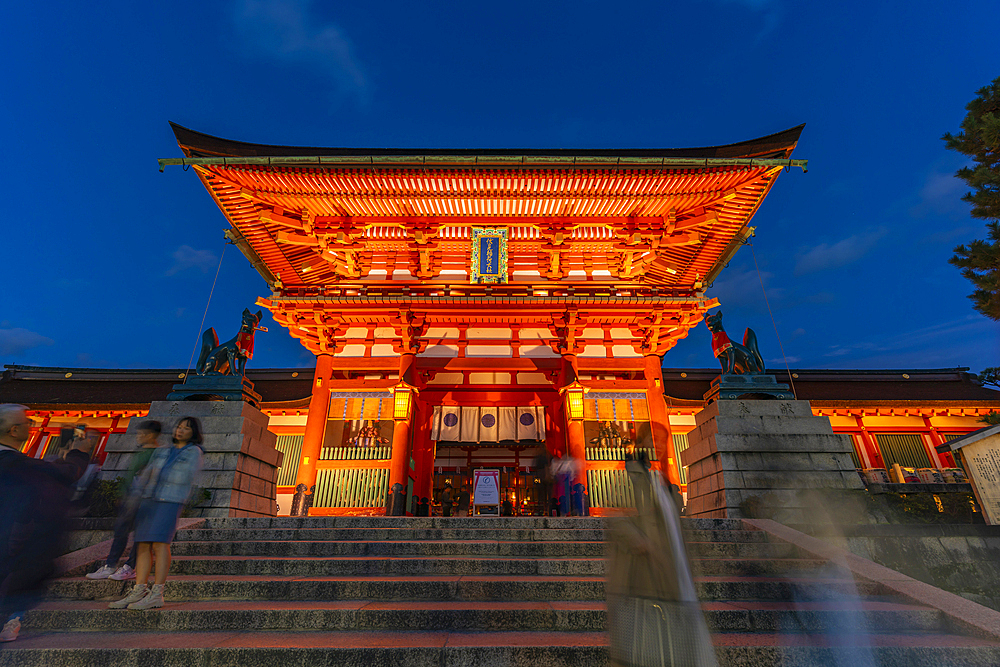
[
  {"xmin": 101, "ymin": 400, "xmax": 282, "ymax": 518},
  {"xmin": 809, "ymin": 524, "xmax": 1000, "ymax": 612},
  {"xmin": 682, "ymin": 399, "xmax": 863, "ymax": 520}
]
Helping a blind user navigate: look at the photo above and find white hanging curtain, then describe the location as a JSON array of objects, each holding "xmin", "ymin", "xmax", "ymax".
[
  {"xmin": 430, "ymin": 405, "xmax": 546, "ymax": 443},
  {"xmin": 460, "ymin": 406, "xmax": 480, "ymax": 442},
  {"xmin": 517, "ymin": 406, "xmax": 545, "ymax": 441},
  {"xmin": 498, "ymin": 407, "xmax": 518, "ymax": 441},
  {"xmin": 479, "ymin": 407, "xmax": 499, "ymax": 442},
  {"xmin": 431, "ymin": 406, "xmax": 461, "ymax": 441}
]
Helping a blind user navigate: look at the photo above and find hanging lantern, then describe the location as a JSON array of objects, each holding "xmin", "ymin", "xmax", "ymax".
[
  {"xmin": 391, "ymin": 381, "xmax": 417, "ymax": 421},
  {"xmin": 562, "ymin": 381, "xmax": 587, "ymax": 421}
]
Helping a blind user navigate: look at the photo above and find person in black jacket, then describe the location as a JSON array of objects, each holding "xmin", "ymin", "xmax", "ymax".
[{"xmin": 0, "ymin": 404, "xmax": 82, "ymax": 643}]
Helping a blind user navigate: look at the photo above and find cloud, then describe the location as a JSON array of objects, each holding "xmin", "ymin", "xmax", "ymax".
[
  {"xmin": 793, "ymin": 228, "xmax": 888, "ymax": 276},
  {"xmin": 708, "ymin": 266, "xmax": 783, "ymax": 313},
  {"xmin": 232, "ymin": 0, "xmax": 367, "ymax": 100},
  {"xmin": 910, "ymin": 170, "xmax": 967, "ymax": 219},
  {"xmin": 767, "ymin": 356, "xmax": 800, "ymax": 364},
  {"xmin": 821, "ymin": 316, "xmax": 993, "ymax": 362},
  {"xmin": 712, "ymin": 0, "xmax": 782, "ymax": 44},
  {"xmin": 166, "ymin": 245, "xmax": 219, "ymax": 276},
  {"xmin": 0, "ymin": 328, "xmax": 54, "ymax": 356}
]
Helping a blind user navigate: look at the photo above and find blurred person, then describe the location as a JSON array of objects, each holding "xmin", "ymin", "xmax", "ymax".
[
  {"xmin": 109, "ymin": 417, "xmax": 203, "ymax": 611},
  {"xmin": 457, "ymin": 485, "xmax": 470, "ymax": 517},
  {"xmin": 624, "ymin": 442, "xmax": 651, "ymax": 513},
  {"xmin": 416, "ymin": 497, "xmax": 430, "ymax": 517},
  {"xmin": 605, "ymin": 464, "xmax": 717, "ymax": 667},
  {"xmin": 0, "ymin": 405, "xmax": 83, "ymax": 643},
  {"xmin": 554, "ymin": 451, "xmax": 582, "ymax": 516},
  {"xmin": 86, "ymin": 420, "xmax": 162, "ymax": 581},
  {"xmin": 532, "ymin": 449, "xmax": 553, "ymax": 516},
  {"xmin": 440, "ymin": 483, "xmax": 454, "ymax": 518},
  {"xmin": 57, "ymin": 424, "xmax": 93, "ymax": 459}
]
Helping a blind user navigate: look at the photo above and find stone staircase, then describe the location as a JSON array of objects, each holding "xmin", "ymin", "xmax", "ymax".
[{"xmin": 3, "ymin": 517, "xmax": 999, "ymax": 666}]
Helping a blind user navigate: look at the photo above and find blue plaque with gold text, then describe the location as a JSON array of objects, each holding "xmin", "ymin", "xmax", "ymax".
[{"xmin": 470, "ymin": 228, "xmax": 508, "ymax": 284}]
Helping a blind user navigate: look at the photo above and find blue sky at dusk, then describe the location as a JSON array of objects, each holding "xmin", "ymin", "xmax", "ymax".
[{"xmin": 2, "ymin": 1, "xmax": 997, "ymax": 374}]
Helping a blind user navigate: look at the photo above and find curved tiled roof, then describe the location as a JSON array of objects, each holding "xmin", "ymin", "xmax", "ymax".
[
  {"xmin": 170, "ymin": 123, "xmax": 805, "ymax": 161},
  {"xmin": 3, "ymin": 365, "xmax": 997, "ymax": 410}
]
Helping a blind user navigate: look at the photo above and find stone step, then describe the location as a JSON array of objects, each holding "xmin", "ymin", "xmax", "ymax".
[
  {"xmin": 187, "ymin": 516, "xmax": 745, "ymax": 531},
  {"xmin": 175, "ymin": 527, "xmax": 609, "ymax": 542},
  {"xmin": 710, "ymin": 632, "xmax": 1000, "ymax": 666},
  {"xmin": 170, "ymin": 539, "xmax": 608, "ymax": 558},
  {"xmin": 165, "ymin": 546, "xmax": 818, "ymax": 578},
  {"xmin": 169, "ymin": 530, "xmax": 768, "ymax": 558},
  {"xmin": 48, "ymin": 575, "xmax": 888, "ymax": 603},
  {"xmin": 23, "ymin": 599, "xmax": 948, "ymax": 634},
  {"xmin": 165, "ymin": 555, "xmax": 605, "ymax": 577},
  {"xmin": 160, "ymin": 552, "xmax": 831, "ymax": 578},
  {"xmin": 170, "ymin": 532, "xmax": 797, "ymax": 559},
  {"xmin": 3, "ymin": 630, "xmax": 999, "ymax": 667},
  {"xmin": 691, "ymin": 558, "xmax": 829, "ymax": 577}
]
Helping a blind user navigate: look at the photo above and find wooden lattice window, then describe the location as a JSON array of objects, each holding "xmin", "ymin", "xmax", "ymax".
[
  {"xmin": 843, "ymin": 434, "xmax": 861, "ymax": 468},
  {"xmin": 874, "ymin": 433, "xmax": 932, "ymax": 469},
  {"xmin": 274, "ymin": 435, "xmax": 303, "ymax": 487},
  {"xmin": 673, "ymin": 433, "xmax": 690, "ymax": 485}
]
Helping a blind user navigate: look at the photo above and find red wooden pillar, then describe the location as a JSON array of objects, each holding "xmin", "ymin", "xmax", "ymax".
[
  {"xmin": 545, "ymin": 395, "xmax": 564, "ymax": 457},
  {"xmin": 412, "ymin": 397, "xmax": 434, "ymax": 502},
  {"xmin": 296, "ymin": 354, "xmax": 334, "ymax": 490},
  {"xmin": 388, "ymin": 353, "xmax": 417, "ymax": 500},
  {"xmin": 93, "ymin": 415, "xmax": 120, "ymax": 465},
  {"xmin": 22, "ymin": 415, "xmax": 50, "ymax": 458},
  {"xmin": 644, "ymin": 354, "xmax": 680, "ymax": 487},
  {"xmin": 855, "ymin": 415, "xmax": 884, "ymax": 468},
  {"xmin": 560, "ymin": 354, "xmax": 588, "ymax": 490},
  {"xmin": 923, "ymin": 417, "xmax": 952, "ymax": 467}
]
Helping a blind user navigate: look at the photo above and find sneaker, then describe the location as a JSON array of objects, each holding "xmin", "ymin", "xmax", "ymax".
[
  {"xmin": 0, "ymin": 618, "xmax": 20, "ymax": 642},
  {"xmin": 109, "ymin": 564, "xmax": 136, "ymax": 581},
  {"xmin": 108, "ymin": 584, "xmax": 148, "ymax": 609},
  {"xmin": 86, "ymin": 565, "xmax": 116, "ymax": 580},
  {"xmin": 127, "ymin": 584, "xmax": 164, "ymax": 610}
]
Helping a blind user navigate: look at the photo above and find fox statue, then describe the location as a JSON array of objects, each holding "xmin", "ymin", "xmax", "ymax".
[
  {"xmin": 196, "ymin": 308, "xmax": 266, "ymax": 377},
  {"xmin": 705, "ymin": 311, "xmax": 765, "ymax": 375}
]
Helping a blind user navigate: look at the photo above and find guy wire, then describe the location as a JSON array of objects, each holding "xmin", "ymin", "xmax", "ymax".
[
  {"xmin": 749, "ymin": 239, "xmax": 798, "ymax": 400},
  {"xmin": 182, "ymin": 241, "xmax": 229, "ymax": 385}
]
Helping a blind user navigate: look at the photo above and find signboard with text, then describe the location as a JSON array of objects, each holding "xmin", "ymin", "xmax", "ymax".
[
  {"xmin": 473, "ymin": 469, "xmax": 500, "ymax": 515},
  {"xmin": 952, "ymin": 426, "xmax": 1000, "ymax": 525}
]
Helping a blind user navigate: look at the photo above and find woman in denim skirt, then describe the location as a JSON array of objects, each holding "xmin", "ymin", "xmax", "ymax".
[{"xmin": 109, "ymin": 417, "xmax": 203, "ymax": 610}]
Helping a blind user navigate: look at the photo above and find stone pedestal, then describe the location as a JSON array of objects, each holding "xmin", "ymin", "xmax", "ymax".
[
  {"xmin": 681, "ymin": 399, "xmax": 863, "ymax": 520},
  {"xmin": 100, "ymin": 400, "xmax": 283, "ymax": 518}
]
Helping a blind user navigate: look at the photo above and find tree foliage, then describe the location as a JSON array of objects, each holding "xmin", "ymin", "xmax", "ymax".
[
  {"xmin": 943, "ymin": 76, "xmax": 1000, "ymax": 321},
  {"xmin": 979, "ymin": 366, "xmax": 1000, "ymax": 388}
]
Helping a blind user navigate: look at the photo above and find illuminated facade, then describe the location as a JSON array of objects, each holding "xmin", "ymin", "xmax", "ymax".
[
  {"xmin": 3, "ymin": 126, "xmax": 995, "ymax": 515},
  {"xmin": 1, "ymin": 365, "xmax": 996, "ymax": 515},
  {"xmin": 155, "ymin": 123, "xmax": 815, "ymax": 514}
]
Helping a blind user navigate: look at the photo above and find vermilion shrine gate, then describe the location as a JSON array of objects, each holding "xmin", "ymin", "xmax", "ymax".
[{"xmin": 165, "ymin": 123, "xmax": 805, "ymax": 515}]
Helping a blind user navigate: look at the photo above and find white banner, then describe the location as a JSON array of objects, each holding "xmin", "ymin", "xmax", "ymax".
[
  {"xmin": 498, "ymin": 407, "xmax": 518, "ymax": 441},
  {"xmin": 431, "ymin": 406, "xmax": 546, "ymax": 443},
  {"xmin": 517, "ymin": 406, "xmax": 544, "ymax": 441},
  {"xmin": 432, "ymin": 406, "xmax": 461, "ymax": 441},
  {"xmin": 479, "ymin": 407, "xmax": 499, "ymax": 442},
  {"xmin": 460, "ymin": 406, "xmax": 480, "ymax": 443}
]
